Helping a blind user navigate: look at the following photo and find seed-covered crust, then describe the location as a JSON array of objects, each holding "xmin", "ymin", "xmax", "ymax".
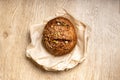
[{"xmin": 42, "ymin": 17, "xmax": 77, "ymax": 56}]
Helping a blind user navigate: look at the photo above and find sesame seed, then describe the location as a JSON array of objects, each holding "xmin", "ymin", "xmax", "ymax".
[
  {"xmin": 65, "ymin": 41, "xmax": 68, "ymax": 44},
  {"xmin": 57, "ymin": 22, "xmax": 61, "ymax": 25}
]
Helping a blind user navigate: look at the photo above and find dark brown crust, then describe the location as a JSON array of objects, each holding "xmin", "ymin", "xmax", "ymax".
[{"xmin": 42, "ymin": 17, "xmax": 77, "ymax": 56}]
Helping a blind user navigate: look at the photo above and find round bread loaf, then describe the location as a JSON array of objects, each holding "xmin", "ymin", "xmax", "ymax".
[{"xmin": 42, "ymin": 17, "xmax": 77, "ymax": 56}]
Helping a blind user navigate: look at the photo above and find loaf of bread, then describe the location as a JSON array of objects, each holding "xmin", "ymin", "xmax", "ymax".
[{"xmin": 42, "ymin": 17, "xmax": 77, "ymax": 56}]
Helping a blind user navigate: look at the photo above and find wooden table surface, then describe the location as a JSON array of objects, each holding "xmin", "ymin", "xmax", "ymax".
[{"xmin": 0, "ymin": 0, "xmax": 120, "ymax": 80}]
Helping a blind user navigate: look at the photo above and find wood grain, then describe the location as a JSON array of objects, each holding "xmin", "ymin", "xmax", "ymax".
[{"xmin": 0, "ymin": 0, "xmax": 120, "ymax": 80}]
